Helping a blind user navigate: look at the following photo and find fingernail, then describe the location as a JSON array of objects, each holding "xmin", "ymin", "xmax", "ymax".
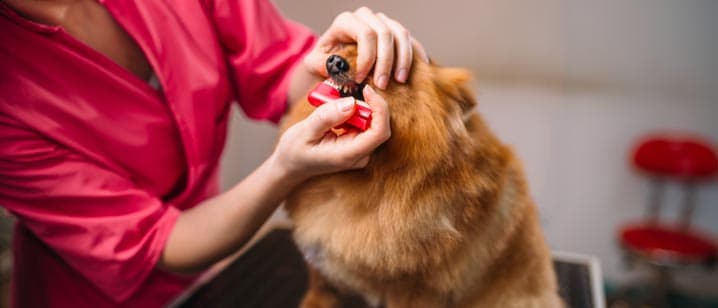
[
  {"xmin": 363, "ymin": 85, "xmax": 375, "ymax": 97},
  {"xmin": 355, "ymin": 72, "xmax": 366, "ymax": 84},
  {"xmin": 396, "ymin": 68, "xmax": 408, "ymax": 83},
  {"xmin": 376, "ymin": 74, "xmax": 388, "ymax": 89},
  {"xmin": 338, "ymin": 97, "xmax": 355, "ymax": 112}
]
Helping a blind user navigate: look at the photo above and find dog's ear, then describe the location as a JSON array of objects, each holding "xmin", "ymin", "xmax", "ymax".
[{"xmin": 434, "ymin": 67, "xmax": 477, "ymax": 114}]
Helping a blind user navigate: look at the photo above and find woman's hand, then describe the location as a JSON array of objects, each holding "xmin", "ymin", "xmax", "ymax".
[
  {"xmin": 273, "ymin": 85, "xmax": 390, "ymax": 181},
  {"xmin": 303, "ymin": 7, "xmax": 428, "ymax": 89},
  {"xmin": 280, "ymin": 8, "xmax": 427, "ymax": 180}
]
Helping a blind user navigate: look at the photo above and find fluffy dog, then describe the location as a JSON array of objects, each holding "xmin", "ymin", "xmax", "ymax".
[{"xmin": 279, "ymin": 45, "xmax": 562, "ymax": 308}]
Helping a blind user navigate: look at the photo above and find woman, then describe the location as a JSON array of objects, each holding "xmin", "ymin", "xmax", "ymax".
[{"xmin": 0, "ymin": 0, "xmax": 426, "ymax": 306}]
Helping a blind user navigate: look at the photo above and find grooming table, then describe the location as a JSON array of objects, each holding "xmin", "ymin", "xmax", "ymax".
[{"xmin": 171, "ymin": 227, "xmax": 605, "ymax": 308}]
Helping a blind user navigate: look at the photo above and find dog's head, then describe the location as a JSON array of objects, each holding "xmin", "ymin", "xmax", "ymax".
[{"xmin": 321, "ymin": 44, "xmax": 480, "ymax": 174}]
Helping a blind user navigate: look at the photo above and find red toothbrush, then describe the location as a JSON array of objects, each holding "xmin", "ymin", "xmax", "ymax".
[{"xmin": 307, "ymin": 80, "xmax": 372, "ymax": 131}]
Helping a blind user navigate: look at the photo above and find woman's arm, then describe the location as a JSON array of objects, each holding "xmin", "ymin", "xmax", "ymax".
[
  {"xmin": 158, "ymin": 151, "xmax": 298, "ymax": 273},
  {"xmin": 160, "ymin": 85, "xmax": 390, "ymax": 273},
  {"xmin": 161, "ymin": 6, "xmax": 426, "ymax": 274}
]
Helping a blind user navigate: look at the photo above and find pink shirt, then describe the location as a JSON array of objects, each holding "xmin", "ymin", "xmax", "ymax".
[{"xmin": 0, "ymin": 0, "xmax": 315, "ymax": 307}]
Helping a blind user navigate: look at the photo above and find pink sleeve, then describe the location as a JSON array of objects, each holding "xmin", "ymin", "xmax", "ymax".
[
  {"xmin": 207, "ymin": 0, "xmax": 316, "ymax": 123},
  {"xmin": 0, "ymin": 116, "xmax": 180, "ymax": 302}
]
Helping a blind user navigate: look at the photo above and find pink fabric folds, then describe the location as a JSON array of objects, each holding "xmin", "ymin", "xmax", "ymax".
[{"xmin": 0, "ymin": 0, "xmax": 315, "ymax": 306}]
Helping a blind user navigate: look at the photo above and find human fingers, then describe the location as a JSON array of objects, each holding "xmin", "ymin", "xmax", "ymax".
[
  {"xmin": 354, "ymin": 7, "xmax": 394, "ymax": 89},
  {"xmin": 323, "ymin": 11, "xmax": 377, "ymax": 83},
  {"xmin": 376, "ymin": 13, "xmax": 412, "ymax": 83},
  {"xmin": 344, "ymin": 85, "xmax": 391, "ymax": 155},
  {"xmin": 302, "ymin": 97, "xmax": 356, "ymax": 140},
  {"xmin": 412, "ymin": 37, "xmax": 430, "ymax": 63},
  {"xmin": 303, "ymin": 12, "xmax": 371, "ymax": 78},
  {"xmin": 364, "ymin": 86, "xmax": 391, "ymax": 141},
  {"xmin": 349, "ymin": 155, "xmax": 371, "ymax": 169}
]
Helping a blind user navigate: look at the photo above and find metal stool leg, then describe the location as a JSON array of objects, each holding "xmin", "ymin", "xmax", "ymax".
[
  {"xmin": 679, "ymin": 182, "xmax": 696, "ymax": 230},
  {"xmin": 647, "ymin": 178, "xmax": 664, "ymax": 223},
  {"xmin": 651, "ymin": 266, "xmax": 671, "ymax": 308}
]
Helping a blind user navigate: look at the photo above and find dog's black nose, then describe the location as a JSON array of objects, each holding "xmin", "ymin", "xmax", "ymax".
[{"xmin": 326, "ymin": 55, "xmax": 349, "ymax": 76}]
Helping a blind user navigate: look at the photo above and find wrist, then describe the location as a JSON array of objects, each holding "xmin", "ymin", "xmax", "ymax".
[{"xmin": 265, "ymin": 151, "xmax": 308, "ymax": 191}]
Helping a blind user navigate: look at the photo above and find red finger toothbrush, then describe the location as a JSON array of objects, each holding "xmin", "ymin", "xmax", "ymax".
[{"xmin": 307, "ymin": 80, "xmax": 372, "ymax": 131}]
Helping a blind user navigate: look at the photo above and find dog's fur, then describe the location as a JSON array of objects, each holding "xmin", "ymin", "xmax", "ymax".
[{"xmin": 279, "ymin": 45, "xmax": 562, "ymax": 308}]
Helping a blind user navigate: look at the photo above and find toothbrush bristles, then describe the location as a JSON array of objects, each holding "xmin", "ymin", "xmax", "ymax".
[{"xmin": 325, "ymin": 79, "xmax": 358, "ymax": 96}]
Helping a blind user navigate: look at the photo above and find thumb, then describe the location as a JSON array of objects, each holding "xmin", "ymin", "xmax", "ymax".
[
  {"xmin": 304, "ymin": 97, "xmax": 356, "ymax": 139},
  {"xmin": 303, "ymin": 51, "xmax": 329, "ymax": 77}
]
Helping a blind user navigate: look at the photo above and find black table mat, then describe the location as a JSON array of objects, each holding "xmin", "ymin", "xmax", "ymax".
[{"xmin": 178, "ymin": 228, "xmax": 595, "ymax": 308}]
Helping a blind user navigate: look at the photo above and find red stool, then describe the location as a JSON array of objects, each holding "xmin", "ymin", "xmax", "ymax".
[{"xmin": 618, "ymin": 134, "xmax": 718, "ymax": 306}]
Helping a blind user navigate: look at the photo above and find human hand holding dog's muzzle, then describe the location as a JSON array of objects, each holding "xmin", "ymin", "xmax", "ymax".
[
  {"xmin": 273, "ymin": 85, "xmax": 390, "ymax": 181},
  {"xmin": 302, "ymin": 7, "xmax": 428, "ymax": 89}
]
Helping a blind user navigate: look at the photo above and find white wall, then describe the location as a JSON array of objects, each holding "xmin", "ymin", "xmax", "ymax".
[
  {"xmin": 476, "ymin": 83, "xmax": 718, "ymax": 295},
  {"xmin": 220, "ymin": 0, "xmax": 718, "ymax": 294}
]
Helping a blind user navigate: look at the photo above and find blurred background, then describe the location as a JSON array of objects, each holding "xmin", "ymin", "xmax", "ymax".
[{"xmin": 220, "ymin": 0, "xmax": 718, "ymax": 307}]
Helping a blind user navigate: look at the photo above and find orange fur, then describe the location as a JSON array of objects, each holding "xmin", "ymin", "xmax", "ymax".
[{"xmin": 280, "ymin": 45, "xmax": 563, "ymax": 308}]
